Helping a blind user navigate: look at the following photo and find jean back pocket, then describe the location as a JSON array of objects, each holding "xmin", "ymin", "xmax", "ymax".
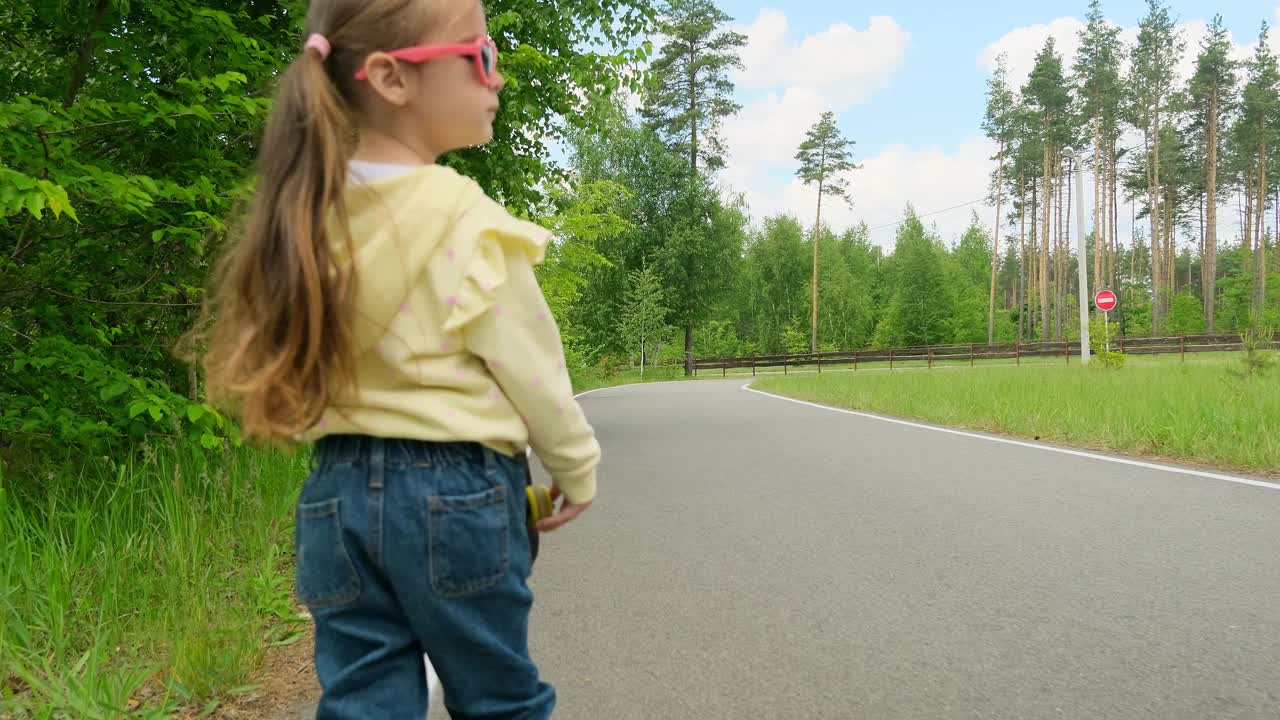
[
  {"xmin": 427, "ymin": 483, "xmax": 509, "ymax": 598},
  {"xmin": 295, "ymin": 498, "xmax": 362, "ymax": 610}
]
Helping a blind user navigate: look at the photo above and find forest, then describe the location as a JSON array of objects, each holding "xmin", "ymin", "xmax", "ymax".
[
  {"xmin": 5, "ymin": 0, "xmax": 1280, "ymax": 463},
  {"xmin": 3, "ymin": 0, "xmax": 1279, "ymax": 714}
]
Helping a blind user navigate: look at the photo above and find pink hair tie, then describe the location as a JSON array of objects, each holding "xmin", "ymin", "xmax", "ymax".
[{"xmin": 304, "ymin": 33, "xmax": 331, "ymax": 60}]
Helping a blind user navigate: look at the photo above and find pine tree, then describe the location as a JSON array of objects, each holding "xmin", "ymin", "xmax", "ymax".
[
  {"xmin": 1233, "ymin": 23, "xmax": 1280, "ymax": 318},
  {"xmin": 872, "ymin": 210, "xmax": 954, "ymax": 347},
  {"xmin": 983, "ymin": 53, "xmax": 1017, "ymax": 345},
  {"xmin": 1074, "ymin": 0, "xmax": 1124, "ymax": 307},
  {"xmin": 795, "ymin": 110, "xmax": 860, "ymax": 352},
  {"xmin": 641, "ymin": 0, "xmax": 747, "ymax": 174},
  {"xmin": 640, "ymin": 0, "xmax": 747, "ymax": 373},
  {"xmin": 1008, "ymin": 93, "xmax": 1043, "ymax": 341},
  {"xmin": 1024, "ymin": 37, "xmax": 1071, "ymax": 340},
  {"xmin": 1187, "ymin": 15, "xmax": 1236, "ymax": 331},
  {"xmin": 1128, "ymin": 0, "xmax": 1185, "ymax": 332}
]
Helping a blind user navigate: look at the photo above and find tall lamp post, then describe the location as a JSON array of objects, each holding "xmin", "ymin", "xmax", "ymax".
[{"xmin": 1063, "ymin": 147, "xmax": 1090, "ymax": 366}]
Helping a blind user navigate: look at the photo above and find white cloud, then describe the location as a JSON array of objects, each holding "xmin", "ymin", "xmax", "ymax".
[
  {"xmin": 733, "ymin": 136, "xmax": 998, "ymax": 250},
  {"xmin": 980, "ymin": 15, "xmax": 1278, "ymax": 91},
  {"xmin": 845, "ymin": 137, "xmax": 997, "ymax": 245},
  {"xmin": 737, "ymin": 10, "xmax": 911, "ymax": 108},
  {"xmin": 720, "ymin": 9, "xmax": 911, "ymax": 241},
  {"xmin": 979, "ymin": 17, "xmax": 1087, "ymax": 87},
  {"xmin": 723, "ymin": 86, "xmax": 825, "ymax": 169}
]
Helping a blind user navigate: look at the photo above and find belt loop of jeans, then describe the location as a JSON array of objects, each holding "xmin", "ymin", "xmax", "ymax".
[
  {"xmin": 369, "ymin": 437, "xmax": 385, "ymax": 490},
  {"xmin": 482, "ymin": 444, "xmax": 496, "ymax": 478}
]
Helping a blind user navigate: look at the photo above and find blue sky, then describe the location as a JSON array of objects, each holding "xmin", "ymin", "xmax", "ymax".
[{"xmin": 710, "ymin": 0, "xmax": 1280, "ymax": 247}]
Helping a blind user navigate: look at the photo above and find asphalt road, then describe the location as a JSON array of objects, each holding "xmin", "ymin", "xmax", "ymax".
[
  {"xmin": 522, "ymin": 379, "xmax": 1280, "ymax": 720},
  {"xmin": 303, "ymin": 379, "xmax": 1280, "ymax": 719}
]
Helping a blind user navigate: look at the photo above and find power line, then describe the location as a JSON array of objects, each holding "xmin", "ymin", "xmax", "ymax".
[
  {"xmin": 865, "ymin": 197, "xmax": 988, "ymax": 232},
  {"xmin": 862, "ymin": 139, "xmax": 1149, "ymax": 235}
]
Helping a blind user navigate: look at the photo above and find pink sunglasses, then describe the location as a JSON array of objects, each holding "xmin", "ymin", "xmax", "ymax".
[{"xmin": 353, "ymin": 37, "xmax": 499, "ymax": 88}]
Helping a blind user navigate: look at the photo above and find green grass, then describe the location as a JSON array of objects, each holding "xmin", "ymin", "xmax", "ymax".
[
  {"xmin": 0, "ymin": 366, "xmax": 688, "ymax": 718},
  {"xmin": 709, "ymin": 350, "xmax": 1252, "ymax": 377},
  {"xmin": 0, "ymin": 443, "xmax": 308, "ymax": 718},
  {"xmin": 754, "ymin": 354, "xmax": 1280, "ymax": 475},
  {"xmin": 572, "ymin": 363, "xmax": 690, "ymax": 393}
]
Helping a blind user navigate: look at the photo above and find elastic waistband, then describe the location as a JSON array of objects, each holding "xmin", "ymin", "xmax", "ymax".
[{"xmin": 313, "ymin": 434, "xmax": 514, "ymax": 469}]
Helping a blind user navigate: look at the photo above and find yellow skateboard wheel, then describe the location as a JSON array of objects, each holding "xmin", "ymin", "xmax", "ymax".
[{"xmin": 526, "ymin": 484, "xmax": 553, "ymax": 528}]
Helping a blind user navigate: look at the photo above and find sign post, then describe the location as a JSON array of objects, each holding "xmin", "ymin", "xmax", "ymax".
[
  {"xmin": 1065, "ymin": 148, "xmax": 1090, "ymax": 365},
  {"xmin": 1094, "ymin": 289, "xmax": 1118, "ymax": 354}
]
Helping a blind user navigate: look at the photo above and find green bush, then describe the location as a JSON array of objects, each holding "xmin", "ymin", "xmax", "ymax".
[
  {"xmin": 1088, "ymin": 315, "xmax": 1125, "ymax": 369},
  {"xmin": 1164, "ymin": 291, "xmax": 1207, "ymax": 335},
  {"xmin": 3, "ymin": 336, "xmax": 235, "ymax": 463},
  {"xmin": 1231, "ymin": 316, "xmax": 1278, "ymax": 379}
]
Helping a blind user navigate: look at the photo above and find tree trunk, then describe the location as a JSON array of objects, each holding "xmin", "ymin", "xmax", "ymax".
[
  {"xmin": 988, "ymin": 143, "xmax": 1005, "ymax": 345},
  {"xmin": 640, "ymin": 334, "xmax": 646, "ymax": 378},
  {"xmin": 1057, "ymin": 157, "xmax": 1064, "ymax": 338},
  {"xmin": 1256, "ymin": 147, "xmax": 1269, "ymax": 317},
  {"xmin": 1019, "ymin": 174, "xmax": 1028, "ymax": 342},
  {"xmin": 683, "ymin": 51, "xmax": 697, "ymax": 377},
  {"xmin": 1030, "ymin": 179, "xmax": 1039, "ymax": 340},
  {"xmin": 812, "ymin": 173, "xmax": 824, "ymax": 354},
  {"xmin": 1190, "ymin": 211, "xmax": 1196, "ymax": 289},
  {"xmin": 687, "ymin": 48, "xmax": 698, "ymax": 176},
  {"xmin": 1164, "ymin": 186, "xmax": 1175, "ymax": 296},
  {"xmin": 683, "ymin": 325, "xmax": 693, "ymax": 376},
  {"xmin": 1199, "ymin": 191, "xmax": 1205, "ymax": 307},
  {"xmin": 1110, "ymin": 136, "xmax": 1119, "ymax": 291},
  {"xmin": 1052, "ymin": 158, "xmax": 1059, "ymax": 339},
  {"xmin": 1245, "ymin": 173, "xmax": 1255, "ymax": 259},
  {"xmin": 1257, "ymin": 158, "xmax": 1265, "ymax": 255},
  {"xmin": 1093, "ymin": 121, "xmax": 1102, "ymax": 297},
  {"xmin": 1156, "ymin": 108, "xmax": 1167, "ymax": 325},
  {"xmin": 1148, "ymin": 128, "xmax": 1162, "ymax": 334},
  {"xmin": 1203, "ymin": 103, "xmax": 1213, "ymax": 325},
  {"xmin": 64, "ymin": 0, "xmax": 112, "ymax": 109},
  {"xmin": 1042, "ymin": 142, "xmax": 1052, "ymax": 340},
  {"xmin": 1059, "ymin": 154, "xmax": 1070, "ymax": 333},
  {"xmin": 1240, "ymin": 189, "xmax": 1248, "ymax": 253}
]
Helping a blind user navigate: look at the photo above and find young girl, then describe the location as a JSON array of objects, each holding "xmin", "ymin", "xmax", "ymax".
[{"xmin": 193, "ymin": 0, "xmax": 600, "ymax": 717}]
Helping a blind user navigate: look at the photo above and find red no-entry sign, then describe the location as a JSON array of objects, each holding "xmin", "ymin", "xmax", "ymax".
[{"xmin": 1094, "ymin": 289, "xmax": 1118, "ymax": 312}]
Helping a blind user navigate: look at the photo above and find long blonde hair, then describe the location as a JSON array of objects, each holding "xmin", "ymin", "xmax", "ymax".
[{"xmin": 186, "ymin": 0, "xmax": 440, "ymax": 445}]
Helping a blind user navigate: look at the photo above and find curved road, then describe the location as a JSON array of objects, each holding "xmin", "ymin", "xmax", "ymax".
[{"xmin": 519, "ymin": 379, "xmax": 1280, "ymax": 719}]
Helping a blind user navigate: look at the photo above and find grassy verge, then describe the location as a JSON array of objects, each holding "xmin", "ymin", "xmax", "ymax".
[
  {"xmin": 753, "ymin": 355, "xmax": 1280, "ymax": 476},
  {"xmin": 711, "ymin": 350, "xmax": 1251, "ymax": 378},
  {"xmin": 571, "ymin": 364, "xmax": 689, "ymax": 394},
  {"xmin": 0, "ymin": 443, "xmax": 308, "ymax": 718},
  {"xmin": 0, "ymin": 367, "xmax": 684, "ymax": 718}
]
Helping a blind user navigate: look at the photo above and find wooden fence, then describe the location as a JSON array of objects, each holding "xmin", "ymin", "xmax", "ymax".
[{"xmin": 691, "ymin": 332, "xmax": 1280, "ymax": 377}]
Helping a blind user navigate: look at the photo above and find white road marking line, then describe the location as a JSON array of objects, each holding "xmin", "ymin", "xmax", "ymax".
[
  {"xmin": 741, "ymin": 383, "xmax": 1280, "ymax": 493},
  {"xmin": 574, "ymin": 378, "xmax": 694, "ymax": 399},
  {"xmin": 426, "ymin": 658, "xmax": 439, "ymax": 700}
]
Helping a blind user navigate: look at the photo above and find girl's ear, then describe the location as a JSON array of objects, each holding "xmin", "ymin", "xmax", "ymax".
[{"xmin": 361, "ymin": 53, "xmax": 413, "ymax": 107}]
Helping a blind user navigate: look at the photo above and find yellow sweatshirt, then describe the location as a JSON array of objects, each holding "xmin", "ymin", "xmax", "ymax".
[{"xmin": 300, "ymin": 162, "xmax": 600, "ymax": 504}]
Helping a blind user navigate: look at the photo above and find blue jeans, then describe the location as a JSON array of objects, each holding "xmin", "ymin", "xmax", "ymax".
[{"xmin": 296, "ymin": 435, "xmax": 555, "ymax": 719}]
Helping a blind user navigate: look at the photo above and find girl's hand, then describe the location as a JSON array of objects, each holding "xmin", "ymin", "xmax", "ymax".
[{"xmin": 534, "ymin": 486, "xmax": 592, "ymax": 532}]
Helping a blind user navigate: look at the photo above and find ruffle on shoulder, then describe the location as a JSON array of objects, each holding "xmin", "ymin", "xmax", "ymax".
[{"xmin": 438, "ymin": 193, "xmax": 550, "ymax": 334}]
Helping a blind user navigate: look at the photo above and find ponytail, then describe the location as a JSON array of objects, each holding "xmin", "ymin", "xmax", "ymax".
[
  {"xmin": 183, "ymin": 0, "xmax": 444, "ymax": 444},
  {"xmin": 189, "ymin": 45, "xmax": 356, "ymax": 445}
]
